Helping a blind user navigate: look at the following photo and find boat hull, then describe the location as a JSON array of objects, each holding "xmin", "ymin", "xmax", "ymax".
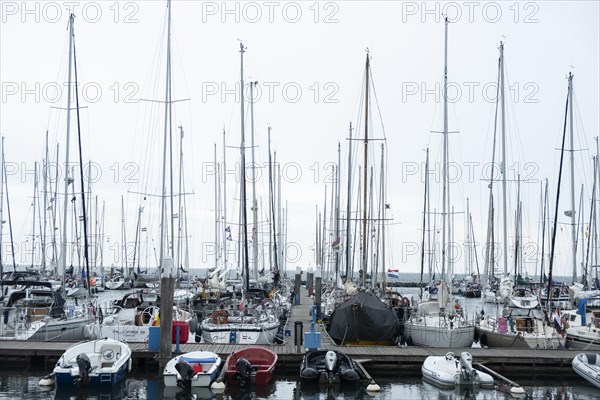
[
  {"xmin": 300, "ymin": 350, "xmax": 363, "ymax": 384},
  {"xmin": 201, "ymin": 321, "xmax": 280, "ymax": 345},
  {"xmin": 421, "ymin": 352, "xmax": 494, "ymax": 388},
  {"xmin": 53, "ymin": 338, "xmax": 132, "ymax": 387},
  {"xmin": 404, "ymin": 323, "xmax": 474, "ymax": 348},
  {"xmin": 163, "ymin": 351, "xmax": 221, "ymax": 388},
  {"xmin": 572, "ymin": 353, "xmax": 600, "ymax": 389},
  {"xmin": 1, "ymin": 316, "xmax": 91, "ymax": 342},
  {"xmin": 565, "ymin": 330, "xmax": 600, "ymax": 352},
  {"xmin": 224, "ymin": 346, "xmax": 277, "ymax": 385}
]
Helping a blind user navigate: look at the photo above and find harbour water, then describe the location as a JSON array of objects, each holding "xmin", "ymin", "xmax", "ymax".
[{"xmin": 1, "ymin": 367, "xmax": 598, "ymax": 400}]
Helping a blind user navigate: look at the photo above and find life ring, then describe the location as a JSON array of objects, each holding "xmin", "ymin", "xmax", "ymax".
[
  {"xmin": 401, "ymin": 297, "xmax": 410, "ymax": 307},
  {"xmin": 210, "ymin": 310, "xmax": 229, "ymax": 325}
]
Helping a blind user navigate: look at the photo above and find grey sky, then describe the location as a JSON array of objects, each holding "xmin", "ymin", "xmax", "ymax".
[{"xmin": 1, "ymin": 1, "xmax": 599, "ymax": 278}]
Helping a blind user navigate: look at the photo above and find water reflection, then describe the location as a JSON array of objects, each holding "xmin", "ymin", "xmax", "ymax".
[
  {"xmin": 0, "ymin": 368, "xmax": 598, "ymax": 400},
  {"xmin": 53, "ymin": 380, "xmax": 128, "ymax": 400},
  {"xmin": 295, "ymin": 380, "xmax": 372, "ymax": 400}
]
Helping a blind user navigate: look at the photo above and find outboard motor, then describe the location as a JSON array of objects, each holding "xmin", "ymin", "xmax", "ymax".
[
  {"xmin": 458, "ymin": 352, "xmax": 476, "ymax": 384},
  {"xmin": 75, "ymin": 353, "xmax": 92, "ymax": 386},
  {"xmin": 233, "ymin": 357, "xmax": 254, "ymax": 386},
  {"xmin": 324, "ymin": 351, "xmax": 337, "ymax": 372},
  {"xmin": 323, "ymin": 350, "xmax": 339, "ymax": 384},
  {"xmin": 174, "ymin": 358, "xmax": 194, "ymax": 388}
]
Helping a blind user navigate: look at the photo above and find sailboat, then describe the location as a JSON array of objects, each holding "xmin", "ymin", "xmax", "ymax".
[
  {"xmin": 474, "ymin": 42, "xmax": 563, "ymax": 349},
  {"xmin": 1, "ymin": 14, "xmax": 94, "ymax": 341},
  {"xmin": 199, "ymin": 43, "xmax": 280, "ymax": 345},
  {"xmin": 402, "ymin": 18, "xmax": 474, "ymax": 348},
  {"xmin": 326, "ymin": 52, "xmax": 401, "ymax": 346}
]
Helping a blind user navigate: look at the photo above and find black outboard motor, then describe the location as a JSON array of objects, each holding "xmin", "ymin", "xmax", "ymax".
[
  {"xmin": 174, "ymin": 359, "xmax": 194, "ymax": 388},
  {"xmin": 75, "ymin": 353, "xmax": 92, "ymax": 386},
  {"xmin": 233, "ymin": 357, "xmax": 254, "ymax": 386},
  {"xmin": 458, "ymin": 352, "xmax": 478, "ymax": 384}
]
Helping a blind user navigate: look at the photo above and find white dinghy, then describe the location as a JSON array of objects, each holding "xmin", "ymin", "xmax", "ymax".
[
  {"xmin": 421, "ymin": 352, "xmax": 494, "ymax": 389},
  {"xmin": 572, "ymin": 353, "xmax": 600, "ymax": 389}
]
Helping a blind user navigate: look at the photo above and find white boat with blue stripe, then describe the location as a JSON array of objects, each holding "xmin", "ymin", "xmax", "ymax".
[
  {"xmin": 52, "ymin": 338, "xmax": 132, "ymax": 387},
  {"xmin": 163, "ymin": 351, "xmax": 221, "ymax": 388}
]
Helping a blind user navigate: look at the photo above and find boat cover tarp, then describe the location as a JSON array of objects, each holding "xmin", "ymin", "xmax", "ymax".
[{"xmin": 327, "ymin": 291, "xmax": 400, "ymax": 342}]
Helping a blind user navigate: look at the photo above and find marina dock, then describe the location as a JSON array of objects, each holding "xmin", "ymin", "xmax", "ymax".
[{"xmin": 0, "ymin": 289, "xmax": 581, "ymax": 376}]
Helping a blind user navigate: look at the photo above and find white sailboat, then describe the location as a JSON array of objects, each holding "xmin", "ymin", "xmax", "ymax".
[
  {"xmin": 403, "ymin": 18, "xmax": 474, "ymax": 348},
  {"xmin": 199, "ymin": 43, "xmax": 281, "ymax": 345}
]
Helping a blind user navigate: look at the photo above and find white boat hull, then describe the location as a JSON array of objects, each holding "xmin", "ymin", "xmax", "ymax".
[
  {"xmin": 404, "ymin": 323, "xmax": 474, "ymax": 348},
  {"xmin": 163, "ymin": 351, "xmax": 221, "ymax": 388},
  {"xmin": 572, "ymin": 353, "xmax": 600, "ymax": 389},
  {"xmin": 53, "ymin": 338, "xmax": 132, "ymax": 387},
  {"xmin": 476, "ymin": 316, "xmax": 564, "ymax": 349},
  {"xmin": 421, "ymin": 352, "xmax": 494, "ymax": 388},
  {"xmin": 201, "ymin": 319, "xmax": 280, "ymax": 344}
]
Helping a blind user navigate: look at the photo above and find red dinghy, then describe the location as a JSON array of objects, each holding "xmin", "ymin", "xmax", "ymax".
[{"xmin": 224, "ymin": 345, "xmax": 278, "ymax": 386}]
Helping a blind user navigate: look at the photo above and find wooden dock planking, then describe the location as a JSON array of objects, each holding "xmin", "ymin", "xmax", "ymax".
[{"xmin": 0, "ymin": 288, "xmax": 580, "ymax": 374}]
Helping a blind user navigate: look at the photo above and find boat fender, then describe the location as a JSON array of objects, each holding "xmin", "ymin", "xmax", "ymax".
[
  {"xmin": 128, "ymin": 358, "xmax": 132, "ymax": 373},
  {"xmin": 401, "ymin": 297, "xmax": 410, "ymax": 307},
  {"xmin": 38, "ymin": 373, "xmax": 55, "ymax": 386},
  {"xmin": 189, "ymin": 315, "xmax": 198, "ymax": 333}
]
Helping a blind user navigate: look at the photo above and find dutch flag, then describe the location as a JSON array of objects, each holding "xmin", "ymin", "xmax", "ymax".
[{"xmin": 387, "ymin": 269, "xmax": 399, "ymax": 280}]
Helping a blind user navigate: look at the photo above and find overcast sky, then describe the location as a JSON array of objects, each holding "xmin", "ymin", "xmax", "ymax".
[{"xmin": 1, "ymin": 1, "xmax": 599, "ymax": 280}]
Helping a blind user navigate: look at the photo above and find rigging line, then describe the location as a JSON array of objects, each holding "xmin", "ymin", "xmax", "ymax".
[
  {"xmin": 367, "ymin": 69, "xmax": 387, "ymax": 140},
  {"xmin": 72, "ymin": 31, "xmax": 92, "ymax": 297},
  {"xmin": 503, "ymin": 54, "xmax": 527, "ymax": 176},
  {"xmin": 547, "ymin": 80, "xmax": 571, "ymax": 305}
]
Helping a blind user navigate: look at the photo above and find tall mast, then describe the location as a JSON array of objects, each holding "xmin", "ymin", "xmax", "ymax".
[
  {"xmin": 71, "ymin": 14, "xmax": 92, "ymax": 297},
  {"xmin": 121, "ymin": 195, "xmax": 127, "ymax": 273},
  {"xmin": 335, "ymin": 142, "xmax": 341, "ymax": 285},
  {"xmin": 222, "ymin": 129, "xmax": 227, "ymax": 268},
  {"xmin": 59, "ymin": 14, "xmax": 75, "ymax": 283},
  {"xmin": 52, "ymin": 144, "xmax": 59, "ymax": 273},
  {"xmin": 42, "ymin": 131, "xmax": 49, "ymax": 273},
  {"xmin": 268, "ymin": 127, "xmax": 279, "ymax": 281},
  {"xmin": 379, "ymin": 144, "xmax": 386, "ymax": 287},
  {"xmin": 345, "ymin": 123, "xmax": 353, "ymax": 280},
  {"xmin": 499, "ymin": 42, "xmax": 509, "ymax": 276},
  {"xmin": 214, "ymin": 143, "xmax": 219, "ymax": 269},
  {"xmin": 441, "ymin": 17, "xmax": 449, "ymax": 281},
  {"xmin": 361, "ymin": 52, "xmax": 370, "ymax": 288},
  {"xmin": 250, "ymin": 81, "xmax": 259, "ymax": 278},
  {"xmin": 0, "ymin": 137, "xmax": 4, "ymax": 279},
  {"xmin": 176, "ymin": 126, "xmax": 185, "ymax": 273},
  {"xmin": 420, "ymin": 148, "xmax": 429, "ymax": 295},
  {"xmin": 268, "ymin": 130, "xmax": 272, "ymax": 272},
  {"xmin": 547, "ymin": 73, "xmax": 571, "ymax": 308},
  {"xmin": 466, "ymin": 197, "xmax": 470, "ymax": 274},
  {"xmin": 239, "ymin": 42, "xmax": 250, "ymax": 291},
  {"xmin": 159, "ymin": 0, "xmax": 174, "ymax": 275},
  {"xmin": 568, "ymin": 72, "xmax": 577, "ymax": 283},
  {"xmin": 31, "ymin": 162, "xmax": 38, "ymax": 268},
  {"xmin": 278, "ymin": 164, "xmax": 283, "ymax": 274}
]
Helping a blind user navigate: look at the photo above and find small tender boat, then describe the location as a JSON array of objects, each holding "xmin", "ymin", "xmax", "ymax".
[
  {"xmin": 163, "ymin": 351, "xmax": 221, "ymax": 388},
  {"xmin": 53, "ymin": 338, "xmax": 132, "ymax": 387},
  {"xmin": 300, "ymin": 350, "xmax": 364, "ymax": 384},
  {"xmin": 572, "ymin": 353, "xmax": 600, "ymax": 389},
  {"xmin": 421, "ymin": 352, "xmax": 494, "ymax": 388},
  {"xmin": 224, "ymin": 345, "xmax": 277, "ymax": 386}
]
